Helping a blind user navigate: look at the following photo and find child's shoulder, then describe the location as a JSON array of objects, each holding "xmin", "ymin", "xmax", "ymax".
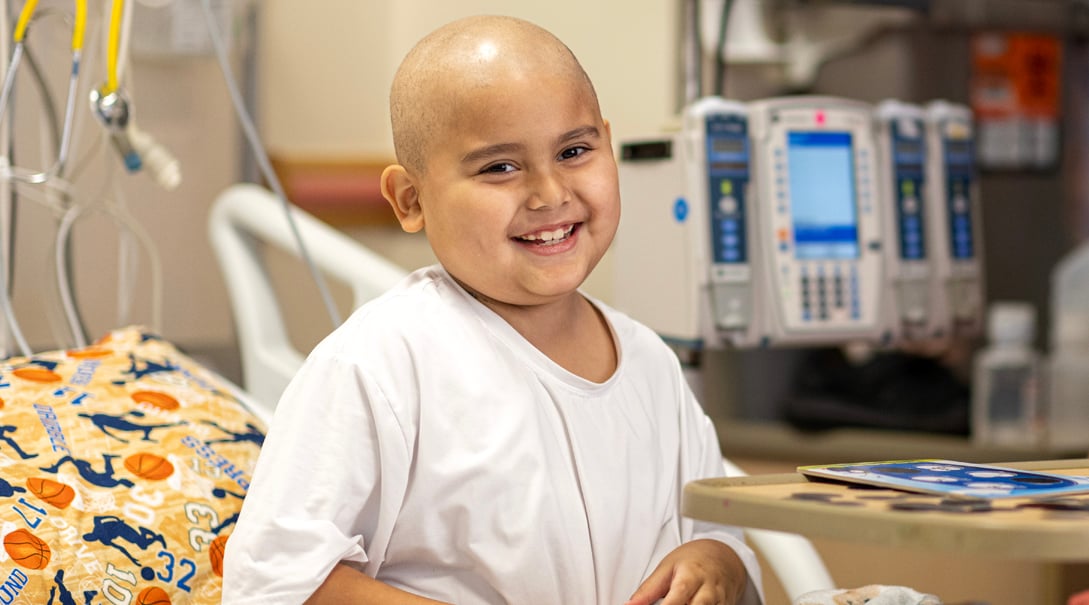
[
  {"xmin": 318, "ymin": 265, "xmax": 471, "ymax": 349},
  {"xmin": 356, "ymin": 264, "xmax": 458, "ymax": 317}
]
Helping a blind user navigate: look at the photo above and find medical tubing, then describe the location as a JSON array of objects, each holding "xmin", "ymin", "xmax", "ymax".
[
  {"xmin": 0, "ymin": 171, "xmax": 30, "ymax": 356},
  {"xmin": 55, "ymin": 203, "xmax": 87, "ymax": 348},
  {"xmin": 57, "ymin": 0, "xmax": 88, "ymax": 175},
  {"xmin": 683, "ymin": 0, "xmax": 702, "ymax": 104},
  {"xmin": 12, "ymin": 0, "xmax": 39, "ymax": 43},
  {"xmin": 713, "ymin": 0, "xmax": 734, "ymax": 96},
  {"xmin": 72, "ymin": 0, "xmax": 87, "ymax": 52},
  {"xmin": 200, "ymin": 0, "xmax": 342, "ymax": 329},
  {"xmin": 1, "ymin": 1, "xmax": 87, "ymax": 180},
  {"xmin": 117, "ymin": 0, "xmax": 132, "ymax": 82},
  {"xmin": 51, "ymin": 192, "xmax": 161, "ymax": 346},
  {"xmin": 0, "ymin": 43, "xmax": 25, "ymax": 128},
  {"xmin": 55, "ymin": 51, "xmax": 81, "ymax": 175},
  {"xmin": 22, "ymin": 43, "xmax": 62, "ymax": 154},
  {"xmin": 0, "ymin": 0, "xmax": 8, "ymax": 274},
  {"xmin": 105, "ymin": 0, "xmax": 123, "ymax": 94},
  {"xmin": 0, "ymin": 165, "xmax": 29, "ymax": 358},
  {"xmin": 0, "ymin": 261, "xmax": 30, "ymax": 356},
  {"xmin": 110, "ymin": 192, "xmax": 163, "ymax": 333}
]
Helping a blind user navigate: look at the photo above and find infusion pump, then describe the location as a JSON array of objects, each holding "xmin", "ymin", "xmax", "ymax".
[
  {"xmin": 746, "ymin": 96, "xmax": 887, "ymax": 346},
  {"xmin": 614, "ymin": 97, "xmax": 755, "ymax": 348},
  {"xmin": 874, "ymin": 100, "xmax": 934, "ymax": 341},
  {"xmin": 614, "ymin": 96, "xmax": 889, "ymax": 348},
  {"xmin": 925, "ymin": 100, "xmax": 985, "ymax": 339}
]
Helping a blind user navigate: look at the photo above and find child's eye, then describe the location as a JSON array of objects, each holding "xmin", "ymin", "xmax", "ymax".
[
  {"xmin": 559, "ymin": 146, "xmax": 589, "ymax": 161},
  {"xmin": 481, "ymin": 162, "xmax": 516, "ymax": 174}
]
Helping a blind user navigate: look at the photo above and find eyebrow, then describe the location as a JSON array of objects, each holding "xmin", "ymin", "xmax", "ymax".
[
  {"xmin": 461, "ymin": 142, "xmax": 524, "ymax": 166},
  {"xmin": 460, "ymin": 125, "xmax": 602, "ymax": 165}
]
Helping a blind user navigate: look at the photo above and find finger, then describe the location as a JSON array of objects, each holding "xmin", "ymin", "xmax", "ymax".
[
  {"xmin": 624, "ymin": 570, "xmax": 672, "ymax": 605},
  {"xmin": 658, "ymin": 574, "xmax": 698, "ymax": 605},
  {"xmin": 684, "ymin": 581, "xmax": 728, "ymax": 605}
]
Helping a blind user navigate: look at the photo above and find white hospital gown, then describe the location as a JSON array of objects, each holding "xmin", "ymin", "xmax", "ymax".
[{"xmin": 222, "ymin": 265, "xmax": 763, "ymax": 604}]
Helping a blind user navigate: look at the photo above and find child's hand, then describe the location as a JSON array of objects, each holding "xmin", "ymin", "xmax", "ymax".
[{"xmin": 624, "ymin": 539, "xmax": 747, "ymax": 605}]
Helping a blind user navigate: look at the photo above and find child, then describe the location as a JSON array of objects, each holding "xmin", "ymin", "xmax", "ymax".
[{"xmin": 222, "ymin": 15, "xmax": 763, "ymax": 605}]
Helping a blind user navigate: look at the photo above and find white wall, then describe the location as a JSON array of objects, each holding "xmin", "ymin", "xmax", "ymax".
[{"xmin": 259, "ymin": 0, "xmax": 682, "ymax": 158}]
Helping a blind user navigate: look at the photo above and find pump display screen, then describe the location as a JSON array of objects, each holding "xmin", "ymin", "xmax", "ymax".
[{"xmin": 787, "ymin": 132, "xmax": 860, "ymax": 259}]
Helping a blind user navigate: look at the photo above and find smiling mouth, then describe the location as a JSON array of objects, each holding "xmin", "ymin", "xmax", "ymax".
[{"xmin": 515, "ymin": 224, "xmax": 577, "ymax": 246}]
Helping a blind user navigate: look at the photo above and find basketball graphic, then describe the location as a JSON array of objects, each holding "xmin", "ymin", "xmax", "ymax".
[
  {"xmin": 3, "ymin": 528, "xmax": 51, "ymax": 570},
  {"xmin": 209, "ymin": 534, "xmax": 229, "ymax": 577},
  {"xmin": 66, "ymin": 346, "xmax": 113, "ymax": 359},
  {"xmin": 135, "ymin": 586, "xmax": 172, "ymax": 605},
  {"xmin": 26, "ymin": 476, "xmax": 76, "ymax": 509},
  {"xmin": 12, "ymin": 367, "xmax": 61, "ymax": 382},
  {"xmin": 124, "ymin": 452, "xmax": 175, "ymax": 481},
  {"xmin": 131, "ymin": 390, "xmax": 180, "ymax": 411}
]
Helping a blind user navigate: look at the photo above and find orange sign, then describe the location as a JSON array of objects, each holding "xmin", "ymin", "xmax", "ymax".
[{"xmin": 971, "ymin": 32, "xmax": 1062, "ymax": 120}]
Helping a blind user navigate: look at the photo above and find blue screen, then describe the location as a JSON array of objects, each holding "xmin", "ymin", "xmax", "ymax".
[{"xmin": 787, "ymin": 132, "xmax": 860, "ymax": 259}]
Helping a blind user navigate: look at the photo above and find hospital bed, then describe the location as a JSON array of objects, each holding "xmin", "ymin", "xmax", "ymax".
[
  {"xmin": 208, "ymin": 182, "xmax": 406, "ymax": 419},
  {"xmin": 208, "ymin": 182, "xmax": 836, "ymax": 602}
]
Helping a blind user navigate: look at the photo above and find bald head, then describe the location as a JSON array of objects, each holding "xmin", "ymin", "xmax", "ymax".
[{"xmin": 389, "ymin": 15, "xmax": 600, "ymax": 174}]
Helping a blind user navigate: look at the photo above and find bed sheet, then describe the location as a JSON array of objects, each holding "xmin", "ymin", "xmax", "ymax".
[{"xmin": 0, "ymin": 326, "xmax": 266, "ymax": 605}]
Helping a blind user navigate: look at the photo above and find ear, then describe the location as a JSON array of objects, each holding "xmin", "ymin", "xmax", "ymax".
[{"xmin": 381, "ymin": 164, "xmax": 425, "ymax": 233}]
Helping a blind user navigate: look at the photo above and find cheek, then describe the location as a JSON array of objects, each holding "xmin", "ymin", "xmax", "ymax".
[{"xmin": 588, "ymin": 178, "xmax": 622, "ymax": 229}]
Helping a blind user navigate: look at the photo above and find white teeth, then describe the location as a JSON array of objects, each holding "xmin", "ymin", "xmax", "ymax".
[{"xmin": 519, "ymin": 225, "xmax": 574, "ymax": 243}]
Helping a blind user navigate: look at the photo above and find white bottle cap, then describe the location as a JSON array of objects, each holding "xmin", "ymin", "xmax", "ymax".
[{"xmin": 987, "ymin": 301, "xmax": 1036, "ymax": 345}]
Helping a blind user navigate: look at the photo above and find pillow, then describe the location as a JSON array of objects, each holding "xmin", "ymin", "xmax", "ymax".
[{"xmin": 0, "ymin": 326, "xmax": 266, "ymax": 604}]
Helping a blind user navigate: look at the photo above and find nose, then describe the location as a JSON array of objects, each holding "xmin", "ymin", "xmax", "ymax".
[{"xmin": 526, "ymin": 168, "xmax": 569, "ymax": 210}]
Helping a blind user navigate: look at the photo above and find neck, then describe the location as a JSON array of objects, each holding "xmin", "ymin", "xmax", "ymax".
[{"xmin": 459, "ymin": 282, "xmax": 617, "ymax": 383}]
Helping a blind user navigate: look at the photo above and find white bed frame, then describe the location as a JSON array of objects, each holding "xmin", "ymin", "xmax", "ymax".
[
  {"xmin": 208, "ymin": 182, "xmax": 407, "ymax": 419},
  {"xmin": 207, "ymin": 183, "xmax": 835, "ymax": 601}
]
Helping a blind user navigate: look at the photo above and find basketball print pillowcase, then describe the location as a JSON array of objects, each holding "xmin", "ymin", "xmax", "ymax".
[{"xmin": 0, "ymin": 326, "xmax": 265, "ymax": 604}]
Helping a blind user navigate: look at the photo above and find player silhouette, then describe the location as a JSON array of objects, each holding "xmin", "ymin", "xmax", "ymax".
[
  {"xmin": 39, "ymin": 453, "xmax": 134, "ymax": 488},
  {"xmin": 111, "ymin": 354, "xmax": 179, "ymax": 386},
  {"xmin": 0, "ymin": 424, "xmax": 38, "ymax": 459},
  {"xmin": 201, "ymin": 420, "xmax": 265, "ymax": 447},
  {"xmin": 0, "ymin": 476, "xmax": 27, "ymax": 497},
  {"xmin": 78, "ymin": 410, "xmax": 180, "ymax": 443},
  {"xmin": 46, "ymin": 569, "xmax": 97, "ymax": 605},
  {"xmin": 82, "ymin": 515, "xmax": 167, "ymax": 566}
]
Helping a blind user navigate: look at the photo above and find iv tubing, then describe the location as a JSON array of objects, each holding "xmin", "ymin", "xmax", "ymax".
[
  {"xmin": 56, "ymin": 49, "xmax": 81, "ymax": 175},
  {"xmin": 58, "ymin": 0, "xmax": 87, "ymax": 175},
  {"xmin": 0, "ymin": 0, "xmax": 89, "ymax": 179},
  {"xmin": 72, "ymin": 0, "xmax": 86, "ymax": 51},
  {"xmin": 105, "ymin": 0, "xmax": 123, "ymax": 94},
  {"xmin": 200, "ymin": 0, "xmax": 342, "ymax": 329},
  {"xmin": 55, "ymin": 193, "xmax": 164, "ymax": 348},
  {"xmin": 12, "ymin": 0, "xmax": 39, "ymax": 43}
]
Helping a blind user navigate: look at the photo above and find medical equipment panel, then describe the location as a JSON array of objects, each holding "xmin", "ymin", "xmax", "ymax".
[
  {"xmin": 746, "ymin": 96, "xmax": 888, "ymax": 346},
  {"xmin": 925, "ymin": 100, "xmax": 985, "ymax": 338},
  {"xmin": 875, "ymin": 100, "xmax": 934, "ymax": 341},
  {"xmin": 614, "ymin": 97, "xmax": 754, "ymax": 347}
]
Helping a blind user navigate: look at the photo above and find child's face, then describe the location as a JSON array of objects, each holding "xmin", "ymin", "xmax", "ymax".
[{"xmin": 412, "ymin": 68, "xmax": 620, "ymax": 308}]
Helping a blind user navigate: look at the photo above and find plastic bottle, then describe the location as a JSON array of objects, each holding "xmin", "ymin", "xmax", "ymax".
[
  {"xmin": 971, "ymin": 302, "xmax": 1042, "ymax": 447},
  {"xmin": 1047, "ymin": 241, "xmax": 1089, "ymax": 451}
]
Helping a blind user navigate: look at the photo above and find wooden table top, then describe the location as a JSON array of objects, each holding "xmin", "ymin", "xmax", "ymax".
[{"xmin": 683, "ymin": 459, "xmax": 1089, "ymax": 561}]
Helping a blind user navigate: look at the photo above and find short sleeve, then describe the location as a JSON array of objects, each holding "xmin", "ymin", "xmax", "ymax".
[{"xmin": 221, "ymin": 351, "xmax": 411, "ymax": 604}]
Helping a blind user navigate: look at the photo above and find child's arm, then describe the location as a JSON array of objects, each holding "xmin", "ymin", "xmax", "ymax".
[
  {"xmin": 304, "ymin": 563, "xmax": 452, "ymax": 605},
  {"xmin": 623, "ymin": 539, "xmax": 749, "ymax": 605}
]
